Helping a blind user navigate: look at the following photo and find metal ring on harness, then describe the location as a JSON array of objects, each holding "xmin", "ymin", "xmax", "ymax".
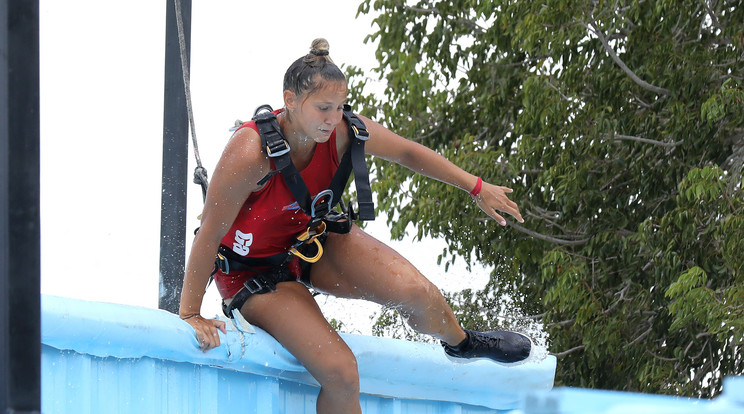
[{"xmin": 311, "ymin": 189, "xmax": 334, "ymax": 218}]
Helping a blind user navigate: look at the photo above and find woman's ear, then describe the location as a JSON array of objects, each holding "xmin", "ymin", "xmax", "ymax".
[{"xmin": 283, "ymin": 90, "xmax": 297, "ymax": 112}]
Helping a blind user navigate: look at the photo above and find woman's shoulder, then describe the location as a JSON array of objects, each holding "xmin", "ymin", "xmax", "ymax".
[
  {"xmin": 226, "ymin": 123, "xmax": 265, "ymax": 160},
  {"xmin": 211, "ymin": 124, "xmax": 271, "ymax": 194}
]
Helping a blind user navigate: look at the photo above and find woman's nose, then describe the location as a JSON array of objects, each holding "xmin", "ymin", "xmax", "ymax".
[{"xmin": 326, "ymin": 113, "xmax": 341, "ymax": 126}]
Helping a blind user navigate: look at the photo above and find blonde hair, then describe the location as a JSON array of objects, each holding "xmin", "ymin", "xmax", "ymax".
[{"xmin": 283, "ymin": 38, "xmax": 345, "ymax": 97}]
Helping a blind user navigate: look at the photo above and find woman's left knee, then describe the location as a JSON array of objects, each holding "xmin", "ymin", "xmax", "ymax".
[{"xmin": 397, "ymin": 276, "xmax": 438, "ymax": 307}]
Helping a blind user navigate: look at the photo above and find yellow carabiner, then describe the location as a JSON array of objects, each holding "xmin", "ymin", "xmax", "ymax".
[
  {"xmin": 296, "ymin": 222, "xmax": 326, "ymax": 242},
  {"xmin": 289, "ymin": 238, "xmax": 324, "ymax": 263}
]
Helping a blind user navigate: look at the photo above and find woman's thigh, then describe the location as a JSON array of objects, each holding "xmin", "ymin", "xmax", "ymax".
[
  {"xmin": 310, "ymin": 224, "xmax": 437, "ymax": 308},
  {"xmin": 239, "ymin": 281, "xmax": 358, "ymax": 387}
]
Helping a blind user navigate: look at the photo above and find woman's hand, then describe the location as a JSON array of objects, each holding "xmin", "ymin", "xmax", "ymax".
[
  {"xmin": 473, "ymin": 180, "xmax": 524, "ymax": 226},
  {"xmin": 181, "ymin": 314, "xmax": 228, "ymax": 351}
]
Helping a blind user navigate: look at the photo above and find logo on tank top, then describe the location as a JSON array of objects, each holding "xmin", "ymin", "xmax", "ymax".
[
  {"xmin": 283, "ymin": 201, "xmax": 300, "ymax": 211},
  {"xmin": 233, "ymin": 230, "xmax": 253, "ymax": 256}
]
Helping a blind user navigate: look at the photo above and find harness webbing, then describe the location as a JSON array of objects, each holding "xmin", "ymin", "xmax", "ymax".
[
  {"xmin": 253, "ymin": 104, "xmax": 375, "ymax": 221},
  {"xmin": 254, "ymin": 108, "xmax": 315, "ymax": 217},
  {"xmin": 213, "ymin": 105, "xmax": 375, "ymax": 278},
  {"xmin": 344, "ymin": 109, "xmax": 375, "ymax": 219}
]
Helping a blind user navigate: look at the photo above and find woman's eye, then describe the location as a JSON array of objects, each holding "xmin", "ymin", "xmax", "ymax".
[{"xmin": 318, "ymin": 106, "xmax": 330, "ymax": 111}]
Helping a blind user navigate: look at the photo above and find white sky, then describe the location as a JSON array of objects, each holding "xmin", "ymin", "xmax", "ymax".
[{"xmin": 38, "ymin": 0, "xmax": 492, "ymax": 334}]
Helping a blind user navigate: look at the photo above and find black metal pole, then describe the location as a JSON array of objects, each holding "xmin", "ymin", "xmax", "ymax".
[
  {"xmin": 159, "ymin": 0, "xmax": 192, "ymax": 313},
  {"xmin": 1, "ymin": 0, "xmax": 42, "ymax": 412}
]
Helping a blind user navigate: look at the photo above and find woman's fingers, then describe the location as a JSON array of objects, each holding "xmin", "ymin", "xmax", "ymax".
[
  {"xmin": 186, "ymin": 315, "xmax": 224, "ymax": 351},
  {"xmin": 212, "ymin": 319, "xmax": 228, "ymax": 334},
  {"xmin": 476, "ymin": 182, "xmax": 524, "ymax": 224}
]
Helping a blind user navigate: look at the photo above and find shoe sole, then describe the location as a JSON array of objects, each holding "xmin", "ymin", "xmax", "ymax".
[{"xmin": 444, "ymin": 335, "xmax": 535, "ymax": 367}]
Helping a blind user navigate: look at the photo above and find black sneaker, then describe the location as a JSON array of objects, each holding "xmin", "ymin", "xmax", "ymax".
[{"xmin": 442, "ymin": 329, "xmax": 532, "ymax": 365}]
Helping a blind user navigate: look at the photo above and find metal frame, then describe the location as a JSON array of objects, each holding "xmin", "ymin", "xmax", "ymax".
[{"xmin": 1, "ymin": 0, "xmax": 41, "ymax": 412}]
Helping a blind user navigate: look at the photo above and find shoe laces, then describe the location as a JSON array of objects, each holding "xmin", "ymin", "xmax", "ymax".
[{"xmin": 468, "ymin": 330, "xmax": 501, "ymax": 351}]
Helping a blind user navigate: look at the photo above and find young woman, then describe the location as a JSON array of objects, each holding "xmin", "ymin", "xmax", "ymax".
[{"xmin": 179, "ymin": 38, "xmax": 530, "ymax": 413}]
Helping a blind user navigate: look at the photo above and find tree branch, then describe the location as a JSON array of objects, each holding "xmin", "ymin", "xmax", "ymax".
[
  {"xmin": 602, "ymin": 281, "xmax": 632, "ymax": 315},
  {"xmin": 604, "ymin": 133, "xmax": 683, "ymax": 148},
  {"xmin": 515, "ymin": 312, "xmax": 546, "ymax": 320},
  {"xmin": 548, "ymin": 318, "xmax": 576, "ymax": 328},
  {"xmin": 585, "ymin": 18, "xmax": 672, "ymax": 96},
  {"xmin": 551, "ymin": 345, "xmax": 586, "ymax": 357},
  {"xmin": 625, "ymin": 324, "xmax": 653, "ymax": 348},
  {"xmin": 546, "ymin": 78, "xmax": 572, "ymax": 101},
  {"xmin": 506, "ymin": 219, "xmax": 591, "ymax": 246}
]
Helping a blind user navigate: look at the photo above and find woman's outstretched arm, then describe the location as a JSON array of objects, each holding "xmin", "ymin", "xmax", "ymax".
[{"xmin": 359, "ymin": 114, "xmax": 524, "ymax": 226}]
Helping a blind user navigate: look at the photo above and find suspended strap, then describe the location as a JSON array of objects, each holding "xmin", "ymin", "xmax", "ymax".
[{"xmin": 173, "ymin": 0, "xmax": 209, "ymax": 201}]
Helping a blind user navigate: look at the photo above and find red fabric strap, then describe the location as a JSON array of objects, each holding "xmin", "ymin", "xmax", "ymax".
[{"xmin": 469, "ymin": 177, "xmax": 483, "ymax": 197}]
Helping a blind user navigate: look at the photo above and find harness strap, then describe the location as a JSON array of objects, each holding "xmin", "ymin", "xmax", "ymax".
[
  {"xmin": 254, "ymin": 108, "xmax": 314, "ymax": 216},
  {"xmin": 215, "ymin": 229, "xmax": 336, "ymax": 275},
  {"xmin": 253, "ymin": 104, "xmax": 375, "ymax": 221},
  {"xmin": 345, "ymin": 105, "xmax": 375, "ymax": 220},
  {"xmin": 221, "ymin": 267, "xmax": 297, "ymax": 317},
  {"xmin": 216, "ymin": 245, "xmax": 288, "ymax": 274}
]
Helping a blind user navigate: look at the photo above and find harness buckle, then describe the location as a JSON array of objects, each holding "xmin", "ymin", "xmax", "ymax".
[
  {"xmin": 265, "ymin": 137, "xmax": 291, "ymax": 157},
  {"xmin": 216, "ymin": 253, "xmax": 230, "ymax": 274},
  {"xmin": 244, "ymin": 277, "xmax": 265, "ymax": 294},
  {"xmin": 351, "ymin": 124, "xmax": 370, "ymax": 141}
]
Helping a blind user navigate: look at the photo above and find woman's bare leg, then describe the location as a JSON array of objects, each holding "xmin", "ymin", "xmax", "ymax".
[
  {"xmin": 238, "ymin": 281, "xmax": 361, "ymax": 414},
  {"xmin": 310, "ymin": 225, "xmax": 467, "ymax": 346}
]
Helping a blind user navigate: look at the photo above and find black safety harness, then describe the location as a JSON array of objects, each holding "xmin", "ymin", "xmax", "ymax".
[{"xmin": 220, "ymin": 104, "xmax": 375, "ymax": 317}]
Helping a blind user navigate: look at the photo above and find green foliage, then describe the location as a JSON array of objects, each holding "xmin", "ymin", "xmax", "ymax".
[{"xmin": 354, "ymin": 0, "xmax": 744, "ymax": 397}]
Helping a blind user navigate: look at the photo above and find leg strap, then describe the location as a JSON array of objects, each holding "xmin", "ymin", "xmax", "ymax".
[{"xmin": 222, "ymin": 267, "xmax": 296, "ymax": 318}]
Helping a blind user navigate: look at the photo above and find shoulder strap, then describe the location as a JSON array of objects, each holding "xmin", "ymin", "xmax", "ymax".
[
  {"xmin": 253, "ymin": 105, "xmax": 313, "ymax": 216},
  {"xmin": 252, "ymin": 104, "xmax": 375, "ymax": 221},
  {"xmin": 332, "ymin": 105, "xmax": 374, "ymax": 220}
]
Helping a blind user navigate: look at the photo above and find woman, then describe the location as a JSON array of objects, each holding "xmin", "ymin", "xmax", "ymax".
[{"xmin": 179, "ymin": 38, "xmax": 530, "ymax": 413}]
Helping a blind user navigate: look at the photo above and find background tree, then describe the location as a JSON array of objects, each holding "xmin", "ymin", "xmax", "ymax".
[{"xmin": 348, "ymin": 0, "xmax": 744, "ymax": 397}]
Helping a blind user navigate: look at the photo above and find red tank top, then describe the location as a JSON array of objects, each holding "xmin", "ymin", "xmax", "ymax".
[{"xmin": 219, "ymin": 114, "xmax": 340, "ymax": 261}]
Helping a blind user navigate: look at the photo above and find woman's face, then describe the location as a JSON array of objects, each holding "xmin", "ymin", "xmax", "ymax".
[{"xmin": 290, "ymin": 79, "xmax": 348, "ymax": 143}]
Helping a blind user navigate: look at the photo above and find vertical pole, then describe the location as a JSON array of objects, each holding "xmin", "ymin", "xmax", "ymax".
[
  {"xmin": 159, "ymin": 0, "xmax": 192, "ymax": 313},
  {"xmin": 1, "ymin": 0, "xmax": 42, "ymax": 412}
]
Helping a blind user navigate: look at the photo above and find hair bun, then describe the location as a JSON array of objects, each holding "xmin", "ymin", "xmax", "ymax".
[
  {"xmin": 285, "ymin": 37, "xmax": 345, "ymax": 96},
  {"xmin": 310, "ymin": 38, "xmax": 331, "ymax": 57}
]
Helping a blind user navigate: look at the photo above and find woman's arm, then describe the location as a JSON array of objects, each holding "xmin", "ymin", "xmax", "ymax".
[
  {"xmin": 359, "ymin": 114, "xmax": 523, "ymax": 226},
  {"xmin": 178, "ymin": 126, "xmax": 271, "ymax": 350}
]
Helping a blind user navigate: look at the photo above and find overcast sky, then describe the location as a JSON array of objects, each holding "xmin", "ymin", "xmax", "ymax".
[{"xmin": 38, "ymin": 0, "xmax": 492, "ymax": 332}]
